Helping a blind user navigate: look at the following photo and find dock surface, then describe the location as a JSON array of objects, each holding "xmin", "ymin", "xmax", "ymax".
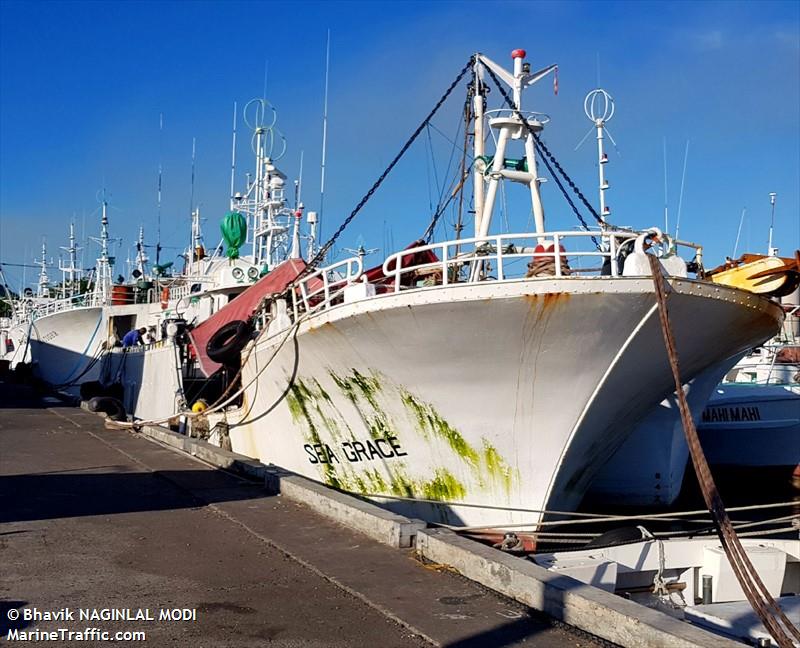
[{"xmin": 0, "ymin": 382, "xmax": 605, "ymax": 647}]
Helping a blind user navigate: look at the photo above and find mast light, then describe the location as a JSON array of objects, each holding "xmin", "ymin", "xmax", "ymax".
[{"xmin": 511, "ymin": 49, "xmax": 526, "ymax": 59}]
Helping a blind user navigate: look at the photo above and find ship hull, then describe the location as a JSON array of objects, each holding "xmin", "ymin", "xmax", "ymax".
[
  {"xmin": 585, "ymin": 356, "xmax": 742, "ymax": 508},
  {"xmin": 101, "ymin": 343, "xmax": 184, "ymax": 422},
  {"xmin": 25, "ymin": 307, "xmax": 106, "ymax": 389},
  {"xmin": 697, "ymin": 383, "xmax": 800, "ymax": 469},
  {"xmin": 227, "ymin": 276, "xmax": 781, "ymax": 529}
]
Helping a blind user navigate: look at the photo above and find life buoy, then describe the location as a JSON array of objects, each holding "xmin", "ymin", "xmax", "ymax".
[
  {"xmin": 206, "ymin": 320, "xmax": 251, "ymax": 365},
  {"xmin": 160, "ymin": 287, "xmax": 170, "ymax": 310}
]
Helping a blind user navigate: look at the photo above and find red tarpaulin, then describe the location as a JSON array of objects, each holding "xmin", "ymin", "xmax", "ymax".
[
  {"xmin": 188, "ymin": 258, "xmax": 306, "ymax": 377},
  {"xmin": 301, "ymin": 239, "xmax": 440, "ymax": 296},
  {"xmin": 362, "ymin": 239, "xmax": 439, "ymax": 286}
]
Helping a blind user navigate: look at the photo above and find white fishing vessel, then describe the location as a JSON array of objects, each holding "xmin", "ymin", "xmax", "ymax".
[{"xmin": 183, "ymin": 50, "xmax": 783, "ymax": 530}]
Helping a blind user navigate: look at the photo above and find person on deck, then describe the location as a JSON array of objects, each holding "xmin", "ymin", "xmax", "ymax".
[{"xmin": 121, "ymin": 327, "xmax": 147, "ymax": 348}]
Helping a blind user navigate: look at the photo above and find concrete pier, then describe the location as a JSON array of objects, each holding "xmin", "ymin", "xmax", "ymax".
[{"xmin": 0, "ymin": 381, "xmax": 603, "ymax": 647}]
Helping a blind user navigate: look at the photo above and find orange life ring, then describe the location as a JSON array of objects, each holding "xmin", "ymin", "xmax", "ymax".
[{"xmin": 160, "ymin": 287, "xmax": 170, "ymax": 310}]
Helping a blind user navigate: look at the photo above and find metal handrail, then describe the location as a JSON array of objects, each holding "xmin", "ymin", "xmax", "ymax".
[
  {"xmin": 380, "ymin": 229, "xmax": 701, "ymax": 293},
  {"xmin": 292, "ymin": 256, "xmax": 363, "ymax": 316}
]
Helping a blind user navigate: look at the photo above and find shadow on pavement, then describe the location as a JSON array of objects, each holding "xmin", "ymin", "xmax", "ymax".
[{"xmin": 0, "ymin": 470, "xmax": 271, "ymax": 524}]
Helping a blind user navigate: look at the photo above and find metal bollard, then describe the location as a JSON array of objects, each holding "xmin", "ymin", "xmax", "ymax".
[
  {"xmin": 756, "ymin": 638, "xmax": 772, "ymax": 647},
  {"xmin": 701, "ymin": 575, "xmax": 712, "ymax": 604}
]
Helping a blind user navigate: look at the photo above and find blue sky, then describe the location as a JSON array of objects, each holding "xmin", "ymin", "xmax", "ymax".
[{"xmin": 1, "ymin": 0, "xmax": 798, "ymax": 291}]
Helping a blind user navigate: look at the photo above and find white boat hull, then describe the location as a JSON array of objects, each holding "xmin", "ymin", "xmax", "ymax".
[
  {"xmin": 24, "ymin": 307, "xmax": 106, "ymax": 388},
  {"xmin": 697, "ymin": 383, "xmax": 800, "ymax": 469},
  {"xmin": 101, "ymin": 343, "xmax": 184, "ymax": 422},
  {"xmin": 225, "ymin": 276, "xmax": 781, "ymax": 529}
]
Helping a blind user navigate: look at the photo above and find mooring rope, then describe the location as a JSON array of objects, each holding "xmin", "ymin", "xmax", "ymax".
[{"xmin": 647, "ymin": 253, "xmax": 799, "ymax": 647}]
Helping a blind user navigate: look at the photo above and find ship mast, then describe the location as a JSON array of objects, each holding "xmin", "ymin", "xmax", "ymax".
[
  {"xmin": 768, "ymin": 192, "xmax": 777, "ymax": 256},
  {"xmin": 59, "ymin": 222, "xmax": 81, "ymax": 297},
  {"xmin": 239, "ymin": 97, "xmax": 290, "ymax": 270},
  {"xmin": 135, "ymin": 225, "xmax": 149, "ymax": 278},
  {"xmin": 35, "ymin": 239, "xmax": 50, "ymax": 298},
  {"xmin": 581, "ymin": 88, "xmax": 616, "ymax": 224},
  {"xmin": 473, "ymin": 50, "xmax": 557, "ymax": 243},
  {"xmin": 89, "ymin": 193, "xmax": 113, "ymax": 306}
]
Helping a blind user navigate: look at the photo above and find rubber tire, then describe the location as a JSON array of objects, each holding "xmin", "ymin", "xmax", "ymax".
[
  {"xmin": 583, "ymin": 526, "xmax": 646, "ymax": 549},
  {"xmin": 86, "ymin": 396, "xmax": 126, "ymax": 421},
  {"xmin": 206, "ymin": 320, "xmax": 250, "ymax": 365}
]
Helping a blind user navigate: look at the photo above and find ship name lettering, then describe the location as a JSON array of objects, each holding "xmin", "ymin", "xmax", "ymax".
[
  {"xmin": 701, "ymin": 406, "xmax": 761, "ymax": 423},
  {"xmin": 304, "ymin": 443, "xmax": 339, "ymax": 464},
  {"xmin": 304, "ymin": 436, "xmax": 407, "ymax": 464}
]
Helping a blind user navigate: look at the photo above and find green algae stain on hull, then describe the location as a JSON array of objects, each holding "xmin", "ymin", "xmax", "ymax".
[
  {"xmin": 283, "ymin": 368, "xmax": 517, "ymax": 503},
  {"xmin": 482, "ymin": 441, "xmax": 515, "ymax": 494},
  {"xmin": 421, "ymin": 469, "xmax": 467, "ymax": 501}
]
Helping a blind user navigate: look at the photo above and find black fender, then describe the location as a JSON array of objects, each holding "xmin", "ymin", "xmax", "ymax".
[
  {"xmin": 206, "ymin": 320, "xmax": 251, "ymax": 365},
  {"xmin": 86, "ymin": 396, "xmax": 126, "ymax": 421}
]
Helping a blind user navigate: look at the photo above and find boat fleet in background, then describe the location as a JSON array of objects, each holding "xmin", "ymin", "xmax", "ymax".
[{"xmin": 1, "ymin": 49, "xmax": 798, "ymax": 526}]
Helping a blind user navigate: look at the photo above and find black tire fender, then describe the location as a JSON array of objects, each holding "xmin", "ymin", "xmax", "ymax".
[
  {"xmin": 86, "ymin": 396, "xmax": 126, "ymax": 420},
  {"xmin": 206, "ymin": 320, "xmax": 250, "ymax": 364}
]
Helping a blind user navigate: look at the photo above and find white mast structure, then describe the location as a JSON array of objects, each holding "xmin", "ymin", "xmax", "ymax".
[
  {"xmin": 580, "ymin": 88, "xmax": 615, "ymax": 224},
  {"xmin": 190, "ymin": 207, "xmax": 204, "ymax": 268},
  {"xmin": 35, "ymin": 239, "xmax": 50, "ymax": 298},
  {"xmin": 234, "ymin": 98, "xmax": 291, "ymax": 271},
  {"xmin": 89, "ymin": 194, "xmax": 113, "ymax": 306},
  {"xmin": 767, "ymin": 192, "xmax": 777, "ymax": 257},
  {"xmin": 473, "ymin": 50, "xmax": 557, "ymax": 243},
  {"xmin": 58, "ymin": 222, "xmax": 81, "ymax": 297},
  {"xmin": 134, "ymin": 225, "xmax": 149, "ymax": 278}
]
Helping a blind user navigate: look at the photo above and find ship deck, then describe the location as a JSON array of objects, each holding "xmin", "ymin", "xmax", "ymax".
[{"xmin": 0, "ymin": 379, "xmax": 603, "ymax": 647}]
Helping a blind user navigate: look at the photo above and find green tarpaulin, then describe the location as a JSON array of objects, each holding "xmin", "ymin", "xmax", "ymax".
[{"xmin": 221, "ymin": 211, "xmax": 247, "ymax": 259}]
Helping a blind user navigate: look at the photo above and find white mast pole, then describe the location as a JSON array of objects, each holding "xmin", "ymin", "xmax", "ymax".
[
  {"xmin": 663, "ymin": 137, "xmax": 669, "ymax": 233},
  {"xmin": 473, "ymin": 55, "xmax": 485, "ymax": 237},
  {"xmin": 733, "ymin": 208, "xmax": 746, "ymax": 258},
  {"xmin": 767, "ymin": 192, "xmax": 777, "ymax": 256},
  {"xmin": 675, "ymin": 139, "xmax": 690, "ymax": 241},
  {"xmin": 583, "ymin": 89, "xmax": 615, "ymax": 226},
  {"xmin": 297, "ymin": 150, "xmax": 304, "ymax": 207},
  {"xmin": 189, "ymin": 137, "xmax": 196, "ymax": 267},
  {"xmin": 59, "ymin": 222, "xmax": 80, "ymax": 297},
  {"xmin": 37, "ymin": 239, "xmax": 49, "ymax": 298},
  {"xmin": 157, "ymin": 113, "xmax": 163, "ymax": 267},
  {"xmin": 318, "ymin": 29, "xmax": 331, "ymax": 253},
  {"xmin": 229, "ymin": 101, "xmax": 237, "ymax": 207}
]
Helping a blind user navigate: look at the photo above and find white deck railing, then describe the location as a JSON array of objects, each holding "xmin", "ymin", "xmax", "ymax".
[
  {"xmin": 292, "ymin": 256, "xmax": 363, "ymax": 316},
  {"xmin": 285, "ymin": 228, "xmax": 703, "ymax": 316},
  {"xmin": 29, "ymin": 292, "xmax": 96, "ymax": 318}
]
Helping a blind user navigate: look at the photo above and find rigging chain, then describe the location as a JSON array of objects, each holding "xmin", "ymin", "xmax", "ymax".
[
  {"xmin": 295, "ymin": 56, "xmax": 476, "ymax": 284},
  {"xmin": 480, "ymin": 64, "xmax": 604, "ymax": 236}
]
